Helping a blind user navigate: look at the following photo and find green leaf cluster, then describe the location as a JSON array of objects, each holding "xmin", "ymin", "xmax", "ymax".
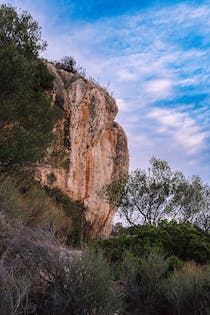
[
  {"xmin": 103, "ymin": 157, "xmax": 209, "ymax": 230},
  {"xmin": 0, "ymin": 5, "xmax": 61, "ymax": 169},
  {"xmin": 95, "ymin": 221, "xmax": 210, "ymax": 264}
]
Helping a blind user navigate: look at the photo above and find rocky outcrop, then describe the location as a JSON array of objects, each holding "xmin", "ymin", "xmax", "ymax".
[{"xmin": 35, "ymin": 63, "xmax": 129, "ymax": 238}]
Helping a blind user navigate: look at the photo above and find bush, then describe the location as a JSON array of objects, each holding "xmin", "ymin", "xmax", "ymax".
[
  {"xmin": 27, "ymin": 250, "xmax": 118, "ymax": 315},
  {"xmin": 120, "ymin": 250, "xmax": 168, "ymax": 315},
  {"xmin": 161, "ymin": 262, "xmax": 210, "ymax": 315},
  {"xmin": 0, "ymin": 175, "xmax": 91, "ymax": 246},
  {"xmin": 25, "ymin": 185, "xmax": 63, "ymax": 228},
  {"xmin": 0, "ymin": 175, "xmax": 63, "ymax": 229},
  {"xmin": 43, "ymin": 186, "xmax": 90, "ymax": 246},
  {"xmin": 95, "ymin": 221, "xmax": 210, "ymax": 264},
  {"xmin": 0, "ymin": 211, "xmax": 60, "ymax": 315},
  {"xmin": 0, "ymin": 262, "xmax": 31, "ymax": 315},
  {"xmin": 55, "ymin": 56, "xmax": 77, "ymax": 73},
  {"xmin": 0, "ymin": 210, "xmax": 118, "ymax": 314},
  {"xmin": 0, "ymin": 175, "xmax": 29, "ymax": 220}
]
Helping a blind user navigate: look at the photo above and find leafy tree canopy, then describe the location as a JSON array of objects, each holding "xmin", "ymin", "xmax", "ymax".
[
  {"xmin": 0, "ymin": 4, "xmax": 46, "ymax": 59},
  {"xmin": 0, "ymin": 5, "xmax": 61, "ymax": 170},
  {"xmin": 102, "ymin": 157, "xmax": 209, "ymax": 230}
]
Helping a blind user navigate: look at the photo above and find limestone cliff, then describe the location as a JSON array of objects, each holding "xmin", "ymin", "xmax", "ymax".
[{"xmin": 35, "ymin": 63, "xmax": 129, "ymax": 238}]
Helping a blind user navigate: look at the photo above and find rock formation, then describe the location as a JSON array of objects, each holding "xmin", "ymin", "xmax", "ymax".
[{"xmin": 35, "ymin": 63, "xmax": 129, "ymax": 238}]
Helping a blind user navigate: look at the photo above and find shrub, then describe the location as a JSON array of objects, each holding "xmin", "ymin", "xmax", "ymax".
[
  {"xmin": 95, "ymin": 221, "xmax": 210, "ymax": 264},
  {"xmin": 161, "ymin": 262, "xmax": 210, "ymax": 315},
  {"xmin": 120, "ymin": 250, "xmax": 168, "ymax": 315},
  {"xmin": 33, "ymin": 250, "xmax": 118, "ymax": 315},
  {"xmin": 0, "ymin": 262, "xmax": 31, "ymax": 315},
  {"xmin": 43, "ymin": 186, "xmax": 90, "ymax": 246},
  {"xmin": 0, "ymin": 211, "xmax": 118, "ymax": 315},
  {"xmin": 0, "ymin": 175, "xmax": 28, "ymax": 220},
  {"xmin": 55, "ymin": 56, "xmax": 77, "ymax": 73},
  {"xmin": 0, "ymin": 212, "xmax": 60, "ymax": 315},
  {"xmin": 25, "ymin": 185, "xmax": 63, "ymax": 228},
  {"xmin": 0, "ymin": 175, "xmax": 64, "ymax": 229},
  {"xmin": 0, "ymin": 175, "xmax": 90, "ymax": 245}
]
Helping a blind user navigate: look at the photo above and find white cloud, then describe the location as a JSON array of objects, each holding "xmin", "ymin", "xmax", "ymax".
[
  {"xmin": 116, "ymin": 69, "xmax": 137, "ymax": 81},
  {"xmin": 148, "ymin": 108, "xmax": 208, "ymax": 154},
  {"xmin": 116, "ymin": 98, "xmax": 145, "ymax": 113},
  {"xmin": 145, "ymin": 79, "xmax": 173, "ymax": 99}
]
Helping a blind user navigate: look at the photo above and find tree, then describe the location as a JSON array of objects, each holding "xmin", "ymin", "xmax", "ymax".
[
  {"xmin": 0, "ymin": 4, "xmax": 46, "ymax": 59},
  {"xmin": 193, "ymin": 184, "xmax": 210, "ymax": 232},
  {"xmin": 0, "ymin": 5, "xmax": 61, "ymax": 170},
  {"xmin": 103, "ymin": 157, "xmax": 209, "ymax": 228}
]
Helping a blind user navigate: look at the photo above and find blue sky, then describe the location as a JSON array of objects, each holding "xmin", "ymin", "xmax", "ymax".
[{"xmin": 2, "ymin": 0, "xmax": 210, "ymax": 183}]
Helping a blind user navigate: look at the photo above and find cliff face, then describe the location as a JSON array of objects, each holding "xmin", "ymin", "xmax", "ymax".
[{"xmin": 35, "ymin": 63, "xmax": 129, "ymax": 238}]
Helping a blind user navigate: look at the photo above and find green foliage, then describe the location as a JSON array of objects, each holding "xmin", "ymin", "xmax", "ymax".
[
  {"xmin": 41, "ymin": 250, "xmax": 118, "ymax": 315},
  {"xmin": 0, "ymin": 4, "xmax": 46, "ymax": 58},
  {"xmin": 0, "ymin": 175, "xmax": 90, "ymax": 246},
  {"xmin": 0, "ymin": 175, "xmax": 29, "ymax": 220},
  {"xmin": 42, "ymin": 186, "xmax": 90, "ymax": 246},
  {"xmin": 25, "ymin": 185, "xmax": 63, "ymax": 228},
  {"xmin": 95, "ymin": 221, "xmax": 210, "ymax": 264},
  {"xmin": 121, "ymin": 250, "xmax": 169, "ymax": 315},
  {"xmin": 0, "ymin": 4, "xmax": 61, "ymax": 170},
  {"xmin": 103, "ymin": 157, "xmax": 209, "ymax": 228},
  {"xmin": 0, "ymin": 216, "xmax": 118, "ymax": 315},
  {"xmin": 161, "ymin": 262, "xmax": 210, "ymax": 315},
  {"xmin": 0, "ymin": 175, "xmax": 63, "ymax": 229},
  {"xmin": 120, "ymin": 250, "xmax": 210, "ymax": 315},
  {"xmin": 55, "ymin": 56, "xmax": 87, "ymax": 78}
]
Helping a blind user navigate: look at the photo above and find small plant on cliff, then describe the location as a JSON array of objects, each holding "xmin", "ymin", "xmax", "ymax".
[
  {"xmin": 55, "ymin": 56, "xmax": 87, "ymax": 78},
  {"xmin": 55, "ymin": 56, "xmax": 77, "ymax": 73}
]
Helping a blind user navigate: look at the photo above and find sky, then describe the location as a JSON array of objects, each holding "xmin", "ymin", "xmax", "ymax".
[{"xmin": 2, "ymin": 0, "xmax": 210, "ymax": 183}]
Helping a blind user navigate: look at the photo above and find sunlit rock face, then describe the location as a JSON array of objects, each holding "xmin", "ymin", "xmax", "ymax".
[{"xmin": 35, "ymin": 63, "xmax": 129, "ymax": 238}]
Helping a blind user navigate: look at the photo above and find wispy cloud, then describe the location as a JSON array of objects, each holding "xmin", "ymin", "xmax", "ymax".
[
  {"xmin": 145, "ymin": 79, "xmax": 173, "ymax": 100},
  {"xmin": 148, "ymin": 108, "xmax": 208, "ymax": 154}
]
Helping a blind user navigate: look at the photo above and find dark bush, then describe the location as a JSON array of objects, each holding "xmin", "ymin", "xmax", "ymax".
[
  {"xmin": 34, "ymin": 250, "xmax": 118, "ymax": 315},
  {"xmin": 95, "ymin": 221, "xmax": 210, "ymax": 264},
  {"xmin": 120, "ymin": 250, "xmax": 168, "ymax": 315},
  {"xmin": 161, "ymin": 262, "xmax": 210, "ymax": 315},
  {"xmin": 55, "ymin": 56, "xmax": 77, "ymax": 73},
  {"xmin": 0, "ymin": 262, "xmax": 31, "ymax": 315},
  {"xmin": 0, "ymin": 5, "xmax": 61, "ymax": 170},
  {"xmin": 0, "ymin": 211, "xmax": 60, "ymax": 314}
]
